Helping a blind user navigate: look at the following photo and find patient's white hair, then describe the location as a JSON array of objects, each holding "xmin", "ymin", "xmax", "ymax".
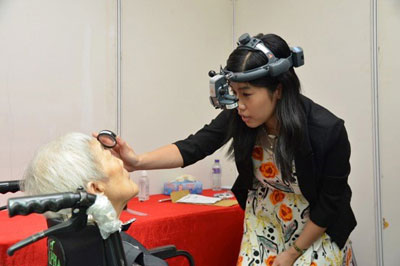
[{"xmin": 23, "ymin": 132, "xmax": 105, "ymax": 198}]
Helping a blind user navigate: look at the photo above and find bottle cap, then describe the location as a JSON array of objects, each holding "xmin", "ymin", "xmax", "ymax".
[
  {"xmin": 215, "ymin": 159, "xmax": 220, "ymax": 163},
  {"xmin": 141, "ymin": 170, "xmax": 148, "ymax": 176}
]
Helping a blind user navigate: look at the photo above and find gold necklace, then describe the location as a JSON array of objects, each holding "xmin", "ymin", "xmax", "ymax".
[{"xmin": 260, "ymin": 127, "xmax": 277, "ymax": 151}]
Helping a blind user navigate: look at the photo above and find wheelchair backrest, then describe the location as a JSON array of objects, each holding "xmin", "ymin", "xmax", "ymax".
[
  {"xmin": 46, "ymin": 218, "xmax": 170, "ymax": 266},
  {"xmin": 47, "ymin": 224, "xmax": 107, "ymax": 266}
]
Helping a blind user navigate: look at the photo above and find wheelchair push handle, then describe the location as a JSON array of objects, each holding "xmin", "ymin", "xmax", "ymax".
[
  {"xmin": 8, "ymin": 191, "xmax": 96, "ymax": 217},
  {"xmin": 0, "ymin": 180, "xmax": 21, "ymax": 194}
]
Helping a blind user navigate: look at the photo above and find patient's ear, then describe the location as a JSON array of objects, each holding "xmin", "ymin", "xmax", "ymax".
[{"xmin": 87, "ymin": 181, "xmax": 105, "ymax": 194}]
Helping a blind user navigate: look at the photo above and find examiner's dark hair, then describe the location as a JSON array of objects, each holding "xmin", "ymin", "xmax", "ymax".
[{"xmin": 226, "ymin": 33, "xmax": 305, "ymax": 183}]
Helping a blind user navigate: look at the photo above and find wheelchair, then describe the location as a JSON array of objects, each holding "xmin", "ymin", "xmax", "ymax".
[{"xmin": 1, "ymin": 180, "xmax": 195, "ymax": 266}]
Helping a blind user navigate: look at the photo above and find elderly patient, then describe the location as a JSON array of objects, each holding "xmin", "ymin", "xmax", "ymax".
[
  {"xmin": 23, "ymin": 132, "xmax": 138, "ymax": 218},
  {"xmin": 22, "ymin": 132, "xmax": 168, "ymax": 265}
]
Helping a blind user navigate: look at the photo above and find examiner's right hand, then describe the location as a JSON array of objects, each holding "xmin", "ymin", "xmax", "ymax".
[{"xmin": 92, "ymin": 132, "xmax": 139, "ymax": 172}]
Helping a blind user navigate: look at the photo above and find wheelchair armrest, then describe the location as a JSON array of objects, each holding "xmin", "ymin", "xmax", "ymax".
[
  {"xmin": 149, "ymin": 245, "xmax": 195, "ymax": 266},
  {"xmin": 148, "ymin": 245, "xmax": 177, "ymax": 258}
]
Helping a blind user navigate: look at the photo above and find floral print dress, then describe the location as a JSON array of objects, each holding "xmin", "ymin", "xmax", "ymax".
[{"xmin": 237, "ymin": 136, "xmax": 354, "ymax": 266}]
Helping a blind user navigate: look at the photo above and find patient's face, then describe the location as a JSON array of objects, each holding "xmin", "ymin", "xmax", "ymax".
[{"xmin": 90, "ymin": 139, "xmax": 139, "ymax": 212}]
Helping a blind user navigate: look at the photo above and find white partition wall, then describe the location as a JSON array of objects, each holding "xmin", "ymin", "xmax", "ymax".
[
  {"xmin": 234, "ymin": 1, "xmax": 375, "ymax": 265},
  {"xmin": 0, "ymin": 0, "xmax": 117, "ymax": 205},
  {"xmin": 121, "ymin": 0, "xmax": 237, "ymax": 190}
]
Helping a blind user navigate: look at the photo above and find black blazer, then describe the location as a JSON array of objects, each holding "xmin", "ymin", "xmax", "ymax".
[{"xmin": 175, "ymin": 95, "xmax": 356, "ymax": 249}]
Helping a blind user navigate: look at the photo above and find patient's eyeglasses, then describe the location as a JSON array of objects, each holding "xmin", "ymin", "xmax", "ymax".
[{"xmin": 97, "ymin": 130, "xmax": 117, "ymax": 148}]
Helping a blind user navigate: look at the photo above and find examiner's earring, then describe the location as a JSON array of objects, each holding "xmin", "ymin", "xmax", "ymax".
[{"xmin": 275, "ymin": 85, "xmax": 283, "ymax": 99}]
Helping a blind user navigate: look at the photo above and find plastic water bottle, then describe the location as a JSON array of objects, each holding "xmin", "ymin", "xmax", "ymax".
[
  {"xmin": 211, "ymin": 159, "xmax": 222, "ymax": 191},
  {"xmin": 138, "ymin": 170, "xmax": 149, "ymax": 201}
]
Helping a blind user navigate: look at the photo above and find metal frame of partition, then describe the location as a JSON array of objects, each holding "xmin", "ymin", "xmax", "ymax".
[
  {"xmin": 371, "ymin": 0, "xmax": 384, "ymax": 265},
  {"xmin": 116, "ymin": 0, "xmax": 122, "ymax": 137},
  {"xmin": 232, "ymin": 0, "xmax": 236, "ymax": 49}
]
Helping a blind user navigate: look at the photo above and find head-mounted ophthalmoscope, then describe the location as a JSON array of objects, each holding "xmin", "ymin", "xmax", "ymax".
[{"xmin": 209, "ymin": 33, "xmax": 304, "ymax": 109}]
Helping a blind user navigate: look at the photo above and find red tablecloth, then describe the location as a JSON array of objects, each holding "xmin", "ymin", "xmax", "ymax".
[{"xmin": 0, "ymin": 189, "xmax": 244, "ymax": 266}]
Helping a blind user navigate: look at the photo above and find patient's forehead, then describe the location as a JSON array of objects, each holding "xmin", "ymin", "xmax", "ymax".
[
  {"xmin": 89, "ymin": 138, "xmax": 104, "ymax": 156},
  {"xmin": 88, "ymin": 139, "xmax": 109, "ymax": 173}
]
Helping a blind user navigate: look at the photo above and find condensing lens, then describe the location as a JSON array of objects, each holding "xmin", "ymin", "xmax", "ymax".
[{"xmin": 97, "ymin": 130, "xmax": 117, "ymax": 148}]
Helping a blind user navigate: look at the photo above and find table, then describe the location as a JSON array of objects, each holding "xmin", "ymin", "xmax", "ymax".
[{"xmin": 0, "ymin": 189, "xmax": 244, "ymax": 266}]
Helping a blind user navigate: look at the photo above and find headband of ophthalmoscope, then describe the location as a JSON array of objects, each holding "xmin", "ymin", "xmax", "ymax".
[{"xmin": 209, "ymin": 33, "xmax": 304, "ymax": 109}]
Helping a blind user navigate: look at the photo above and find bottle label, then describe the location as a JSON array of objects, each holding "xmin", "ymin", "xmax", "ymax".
[{"xmin": 212, "ymin": 168, "xmax": 221, "ymax": 174}]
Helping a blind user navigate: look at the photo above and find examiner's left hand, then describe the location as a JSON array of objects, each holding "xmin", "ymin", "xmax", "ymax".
[{"xmin": 271, "ymin": 247, "xmax": 300, "ymax": 266}]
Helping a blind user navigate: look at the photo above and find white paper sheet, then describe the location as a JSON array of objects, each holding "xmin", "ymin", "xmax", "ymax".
[{"xmin": 176, "ymin": 194, "xmax": 221, "ymax": 204}]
